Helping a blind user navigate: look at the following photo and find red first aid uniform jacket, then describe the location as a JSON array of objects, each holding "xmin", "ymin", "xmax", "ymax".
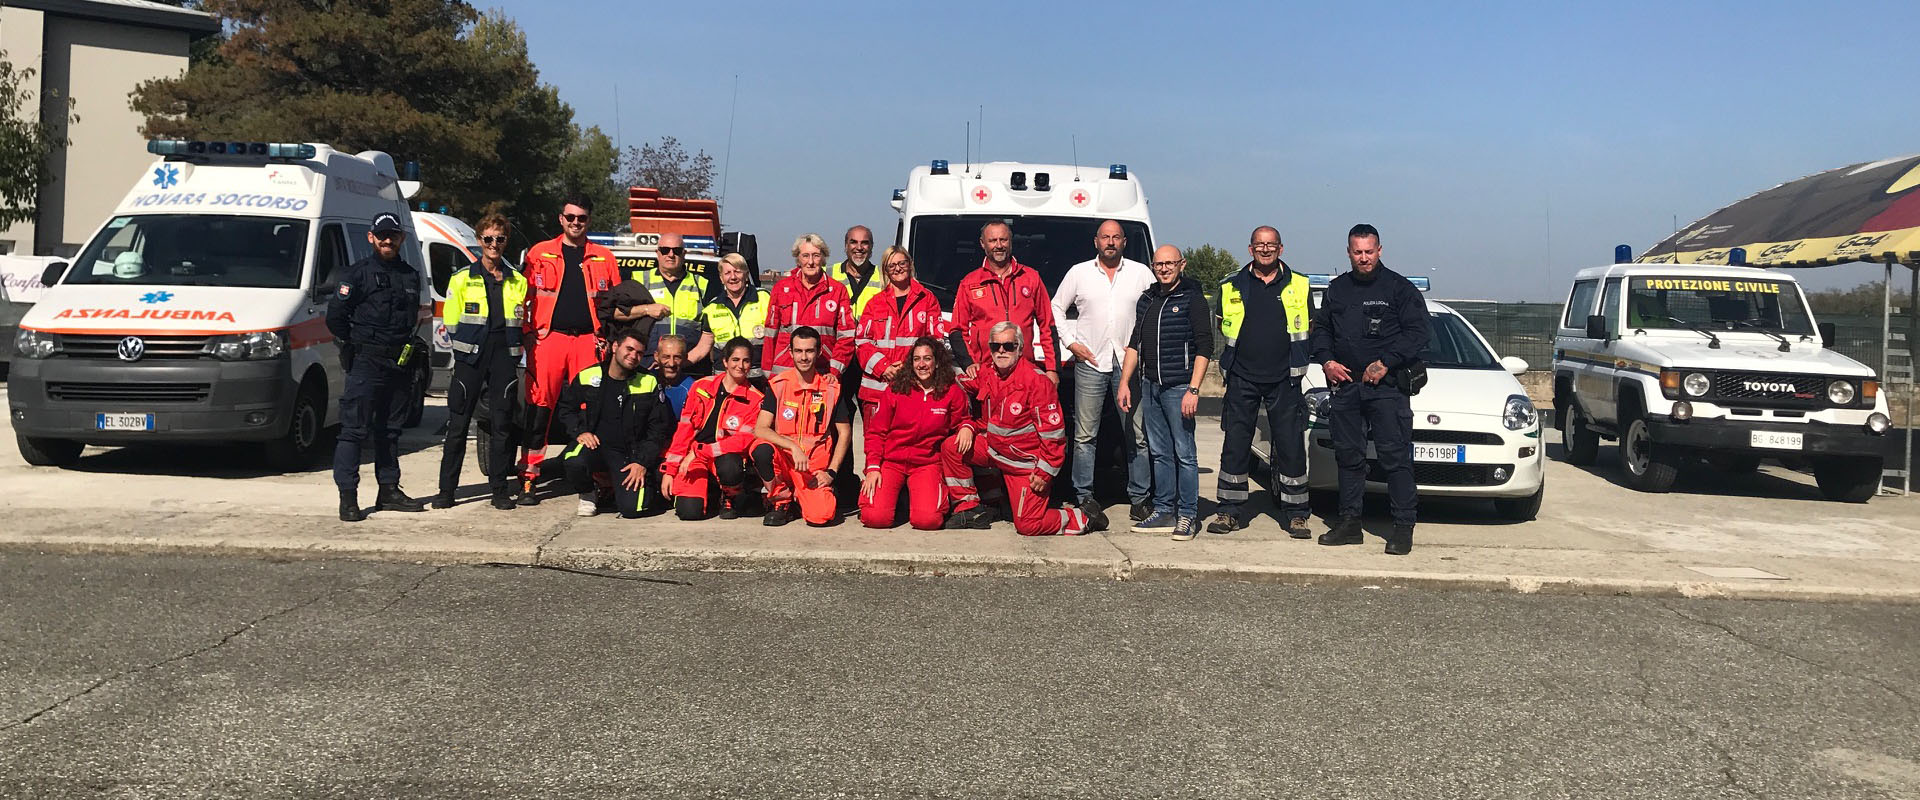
[
  {"xmin": 853, "ymin": 279, "xmax": 947, "ymax": 405},
  {"xmin": 662, "ymin": 374, "xmax": 766, "ymax": 470},
  {"xmin": 949, "ymin": 258, "xmax": 1059, "ymax": 372},
  {"xmin": 962, "ymin": 358, "xmax": 1068, "ymax": 479},
  {"xmin": 522, "ymin": 235, "xmax": 621, "ymax": 339},
  {"xmin": 864, "ymin": 381, "xmax": 971, "ymax": 472},
  {"xmin": 764, "ymin": 272, "xmax": 857, "ymax": 375}
]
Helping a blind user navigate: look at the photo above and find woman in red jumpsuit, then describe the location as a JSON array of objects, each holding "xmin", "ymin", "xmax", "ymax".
[{"xmin": 859, "ymin": 337, "xmax": 972, "ymax": 530}]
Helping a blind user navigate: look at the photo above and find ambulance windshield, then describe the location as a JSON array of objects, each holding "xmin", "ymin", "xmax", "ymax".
[
  {"xmin": 67, "ymin": 214, "xmax": 310, "ymax": 289},
  {"xmin": 908, "ymin": 216, "xmax": 1152, "ymax": 305}
]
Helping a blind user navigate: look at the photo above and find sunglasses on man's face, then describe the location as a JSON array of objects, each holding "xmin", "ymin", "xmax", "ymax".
[
  {"xmin": 988, "ymin": 341, "xmax": 1020, "ymax": 353},
  {"xmin": 481, "ymin": 235, "xmax": 508, "ymax": 245},
  {"xmin": 562, "ymin": 213, "xmax": 589, "ymax": 222},
  {"xmin": 657, "ymin": 246, "xmax": 684, "ymax": 255},
  {"xmin": 373, "ymin": 232, "xmax": 405, "ymax": 242}
]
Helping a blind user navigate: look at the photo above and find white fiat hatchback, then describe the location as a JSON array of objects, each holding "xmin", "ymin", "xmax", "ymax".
[{"xmin": 1273, "ymin": 287, "xmax": 1547, "ymax": 520}]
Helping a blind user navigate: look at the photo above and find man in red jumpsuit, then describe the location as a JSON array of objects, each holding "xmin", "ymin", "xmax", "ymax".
[
  {"xmin": 941, "ymin": 321, "xmax": 1101, "ymax": 535},
  {"xmin": 517, "ymin": 194, "xmax": 621, "ymax": 503},
  {"xmin": 947, "ymin": 220, "xmax": 1060, "ymax": 383},
  {"xmin": 662, "ymin": 337, "xmax": 767, "ymax": 520},
  {"xmin": 764, "ymin": 233, "xmax": 856, "ymax": 378},
  {"xmin": 752, "ymin": 326, "xmax": 853, "ymax": 526}
]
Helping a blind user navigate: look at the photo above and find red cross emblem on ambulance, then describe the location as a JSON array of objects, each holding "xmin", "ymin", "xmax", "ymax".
[
  {"xmin": 1070, "ymin": 190, "xmax": 1089, "ymax": 208},
  {"xmin": 972, "ymin": 186, "xmax": 992, "ymax": 204}
]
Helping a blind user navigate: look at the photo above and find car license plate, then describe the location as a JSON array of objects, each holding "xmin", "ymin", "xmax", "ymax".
[
  {"xmin": 1413, "ymin": 444, "xmax": 1464, "ymax": 463},
  {"xmin": 96, "ymin": 413, "xmax": 153, "ymax": 431},
  {"xmin": 1750, "ymin": 430, "xmax": 1803, "ymax": 450}
]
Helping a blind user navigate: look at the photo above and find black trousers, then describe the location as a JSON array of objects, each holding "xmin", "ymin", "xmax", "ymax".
[
  {"xmin": 1216, "ymin": 374, "xmax": 1309, "ymax": 520},
  {"xmin": 1329, "ymin": 381, "xmax": 1416, "ymax": 526},
  {"xmin": 439, "ymin": 342, "xmax": 518, "ymax": 496},
  {"xmin": 563, "ymin": 444, "xmax": 644, "ymax": 518},
  {"xmin": 333, "ymin": 353, "xmax": 409, "ymax": 492}
]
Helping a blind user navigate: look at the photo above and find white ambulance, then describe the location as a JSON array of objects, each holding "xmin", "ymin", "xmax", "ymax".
[
  {"xmin": 892, "ymin": 160, "xmax": 1154, "ymax": 363},
  {"xmin": 10, "ymin": 140, "xmax": 432, "ymax": 470}
]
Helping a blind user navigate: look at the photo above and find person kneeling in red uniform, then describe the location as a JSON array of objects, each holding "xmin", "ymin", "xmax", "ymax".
[
  {"xmin": 859, "ymin": 337, "xmax": 971, "ymax": 530},
  {"xmin": 662, "ymin": 338, "xmax": 766, "ymax": 520},
  {"xmin": 941, "ymin": 321, "xmax": 1105, "ymax": 536}
]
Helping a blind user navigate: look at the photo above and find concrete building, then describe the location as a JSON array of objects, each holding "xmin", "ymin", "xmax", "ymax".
[{"xmin": 0, "ymin": 0, "xmax": 216, "ymax": 257}]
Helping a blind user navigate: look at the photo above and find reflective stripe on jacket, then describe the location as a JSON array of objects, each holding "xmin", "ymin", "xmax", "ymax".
[
  {"xmin": 763, "ymin": 274, "xmax": 856, "ymax": 374},
  {"xmin": 442, "ymin": 263, "xmax": 528, "ymax": 362}
]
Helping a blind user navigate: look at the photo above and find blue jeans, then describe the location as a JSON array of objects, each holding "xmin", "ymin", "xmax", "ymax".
[
  {"xmin": 1071, "ymin": 360, "xmax": 1150, "ymax": 505},
  {"xmin": 1140, "ymin": 379, "xmax": 1199, "ymax": 519}
]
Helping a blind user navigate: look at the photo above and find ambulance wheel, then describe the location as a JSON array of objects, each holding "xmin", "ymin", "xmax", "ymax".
[
  {"xmin": 403, "ymin": 356, "xmax": 429, "ymax": 428},
  {"xmin": 1619, "ymin": 416, "xmax": 1678, "ymax": 493},
  {"xmin": 16, "ymin": 432, "xmax": 82, "ymax": 468},
  {"xmin": 1813, "ymin": 457, "xmax": 1882, "ymax": 503},
  {"xmin": 263, "ymin": 385, "xmax": 327, "ymax": 471},
  {"xmin": 1561, "ymin": 406, "xmax": 1599, "ymax": 466}
]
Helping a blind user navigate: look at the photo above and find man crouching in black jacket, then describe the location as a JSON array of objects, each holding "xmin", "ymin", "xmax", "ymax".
[{"xmin": 557, "ymin": 329, "xmax": 676, "ymax": 518}]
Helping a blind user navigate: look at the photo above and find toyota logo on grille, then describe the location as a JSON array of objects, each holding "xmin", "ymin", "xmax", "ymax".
[
  {"xmin": 117, "ymin": 336, "xmax": 146, "ymax": 362},
  {"xmin": 1742, "ymin": 380, "xmax": 1795, "ymax": 393}
]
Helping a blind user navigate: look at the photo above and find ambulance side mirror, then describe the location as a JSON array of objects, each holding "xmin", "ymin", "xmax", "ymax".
[
  {"xmin": 1818, "ymin": 321, "xmax": 1836, "ymax": 348},
  {"xmin": 1585, "ymin": 314, "xmax": 1609, "ymax": 341},
  {"xmin": 40, "ymin": 261, "xmax": 68, "ymax": 287}
]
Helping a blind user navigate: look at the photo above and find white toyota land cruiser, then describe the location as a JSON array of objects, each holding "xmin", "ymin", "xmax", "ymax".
[{"xmin": 1552, "ymin": 261, "xmax": 1892, "ymax": 501}]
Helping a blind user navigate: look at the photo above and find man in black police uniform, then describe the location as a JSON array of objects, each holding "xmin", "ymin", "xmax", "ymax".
[
  {"xmin": 328, "ymin": 212, "xmax": 429, "ymax": 522},
  {"xmin": 1309, "ymin": 224, "xmax": 1429, "ymax": 555}
]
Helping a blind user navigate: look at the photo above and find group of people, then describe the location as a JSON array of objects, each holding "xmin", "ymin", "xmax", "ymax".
[{"xmin": 326, "ymin": 195, "xmax": 1429, "ymax": 554}]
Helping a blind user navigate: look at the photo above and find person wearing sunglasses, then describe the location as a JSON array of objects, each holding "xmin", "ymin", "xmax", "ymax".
[
  {"xmin": 433, "ymin": 213, "xmax": 527, "ymax": 511},
  {"xmin": 327, "ymin": 212, "xmax": 429, "ymax": 521},
  {"xmin": 517, "ymin": 194, "xmax": 622, "ymax": 504},
  {"xmin": 619, "ymin": 232, "xmax": 711, "ymax": 368},
  {"xmin": 939, "ymin": 322, "xmax": 1101, "ymax": 535}
]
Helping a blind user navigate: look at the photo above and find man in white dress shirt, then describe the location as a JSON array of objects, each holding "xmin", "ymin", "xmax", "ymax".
[{"xmin": 1050, "ymin": 219, "xmax": 1155, "ymax": 529}]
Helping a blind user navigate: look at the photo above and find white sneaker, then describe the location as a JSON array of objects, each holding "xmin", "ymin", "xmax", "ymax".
[{"xmin": 575, "ymin": 497, "xmax": 598, "ymax": 517}]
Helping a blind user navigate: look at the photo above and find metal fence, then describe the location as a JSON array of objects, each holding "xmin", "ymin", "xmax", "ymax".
[{"xmin": 1441, "ymin": 302, "xmax": 1562, "ymax": 371}]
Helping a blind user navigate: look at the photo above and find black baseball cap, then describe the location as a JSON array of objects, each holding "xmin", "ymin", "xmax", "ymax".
[{"xmin": 370, "ymin": 212, "xmax": 406, "ymax": 234}]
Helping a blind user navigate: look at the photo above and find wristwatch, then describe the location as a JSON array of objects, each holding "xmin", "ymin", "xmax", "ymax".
[{"xmin": 1186, "ymin": 387, "xmax": 1200, "ymax": 396}]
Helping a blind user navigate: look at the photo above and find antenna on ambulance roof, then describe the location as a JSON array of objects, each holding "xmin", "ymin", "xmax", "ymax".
[
  {"xmin": 1071, "ymin": 135, "xmax": 1081, "ymax": 182},
  {"xmin": 964, "ymin": 121, "xmax": 971, "ymax": 175}
]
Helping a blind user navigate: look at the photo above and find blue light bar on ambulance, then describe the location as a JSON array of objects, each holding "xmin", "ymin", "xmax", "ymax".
[
  {"xmin": 147, "ymin": 139, "xmax": 316, "ymax": 160},
  {"xmin": 930, "ymin": 159, "xmax": 950, "ymax": 176},
  {"xmin": 1109, "ymin": 164, "xmax": 1128, "ymax": 179}
]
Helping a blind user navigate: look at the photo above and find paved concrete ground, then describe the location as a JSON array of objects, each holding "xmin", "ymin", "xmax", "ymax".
[
  {"xmin": 2, "ymin": 552, "xmax": 1917, "ymax": 798},
  {"xmin": 3, "ymin": 389, "xmax": 1918, "ymax": 602}
]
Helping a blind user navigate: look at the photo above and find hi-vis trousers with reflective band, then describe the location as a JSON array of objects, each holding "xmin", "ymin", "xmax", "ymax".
[
  {"xmin": 1217, "ymin": 375, "xmax": 1310, "ymax": 521},
  {"xmin": 672, "ymin": 449, "xmax": 751, "ymax": 519},
  {"xmin": 521, "ymin": 331, "xmax": 600, "ymax": 478},
  {"xmin": 562, "ymin": 444, "xmax": 645, "ymax": 518},
  {"xmin": 754, "ymin": 434, "xmax": 836, "ymax": 524},
  {"xmin": 939, "ymin": 436, "xmax": 1088, "ymax": 536}
]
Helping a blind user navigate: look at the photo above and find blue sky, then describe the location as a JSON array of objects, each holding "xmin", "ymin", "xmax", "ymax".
[{"xmin": 499, "ymin": 0, "xmax": 1919, "ymax": 300}]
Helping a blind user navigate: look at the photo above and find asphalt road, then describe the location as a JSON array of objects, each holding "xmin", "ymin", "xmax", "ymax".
[{"xmin": 2, "ymin": 554, "xmax": 1917, "ymax": 799}]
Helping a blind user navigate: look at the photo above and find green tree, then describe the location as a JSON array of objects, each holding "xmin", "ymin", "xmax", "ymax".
[
  {"xmin": 553, "ymin": 124, "xmax": 627, "ymax": 235},
  {"xmin": 129, "ymin": 2, "xmax": 599, "ymax": 241},
  {"xmin": 621, "ymin": 136, "xmax": 715, "ymax": 199},
  {"xmin": 1182, "ymin": 244, "xmax": 1241, "ymax": 288},
  {"xmin": 0, "ymin": 52, "xmax": 77, "ymax": 229},
  {"xmin": 1805, "ymin": 280, "xmax": 1912, "ymax": 316}
]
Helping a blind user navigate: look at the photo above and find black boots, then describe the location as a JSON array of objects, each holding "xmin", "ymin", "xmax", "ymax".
[
  {"xmin": 339, "ymin": 491, "xmax": 365, "ymax": 522},
  {"xmin": 375, "ymin": 485, "xmax": 427, "ymax": 513},
  {"xmin": 1317, "ymin": 517, "xmax": 1364, "ymax": 546},
  {"xmin": 1385, "ymin": 524, "xmax": 1414, "ymax": 556}
]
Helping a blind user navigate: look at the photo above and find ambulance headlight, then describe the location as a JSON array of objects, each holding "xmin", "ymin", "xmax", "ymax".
[
  {"xmin": 1827, "ymin": 380, "xmax": 1855, "ymax": 406},
  {"xmin": 1502, "ymin": 395, "xmax": 1538, "ymax": 431},
  {"xmin": 206, "ymin": 331, "xmax": 286, "ymax": 361},
  {"xmin": 1305, "ymin": 387, "xmax": 1332, "ymax": 420},
  {"xmin": 14, "ymin": 329, "xmax": 61, "ymax": 359}
]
